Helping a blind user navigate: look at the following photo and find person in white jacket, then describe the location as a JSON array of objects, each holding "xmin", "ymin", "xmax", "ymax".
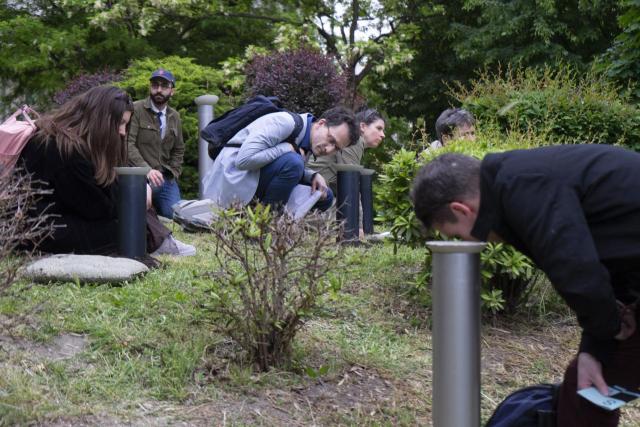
[{"xmin": 203, "ymin": 106, "xmax": 358, "ymax": 211}]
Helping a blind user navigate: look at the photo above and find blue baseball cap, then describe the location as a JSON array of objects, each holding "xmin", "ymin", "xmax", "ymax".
[{"xmin": 150, "ymin": 69, "xmax": 176, "ymax": 86}]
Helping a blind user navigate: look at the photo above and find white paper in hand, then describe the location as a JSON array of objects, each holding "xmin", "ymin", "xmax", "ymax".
[
  {"xmin": 285, "ymin": 184, "xmax": 322, "ymax": 220},
  {"xmin": 578, "ymin": 385, "xmax": 640, "ymax": 411}
]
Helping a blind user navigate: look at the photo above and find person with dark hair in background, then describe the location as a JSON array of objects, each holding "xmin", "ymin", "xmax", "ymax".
[
  {"xmin": 204, "ymin": 106, "xmax": 358, "ymax": 212},
  {"xmin": 127, "ymin": 68, "xmax": 185, "ymax": 219},
  {"xmin": 308, "ymin": 107, "xmax": 386, "ymax": 194},
  {"xmin": 429, "ymin": 107, "xmax": 476, "ymax": 150},
  {"xmin": 411, "ymin": 145, "xmax": 640, "ymax": 427},
  {"xmin": 19, "ymin": 85, "xmax": 195, "ymax": 256}
]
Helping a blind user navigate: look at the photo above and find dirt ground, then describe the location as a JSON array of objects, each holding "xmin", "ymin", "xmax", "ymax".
[{"xmin": 2, "ymin": 323, "xmax": 639, "ymax": 426}]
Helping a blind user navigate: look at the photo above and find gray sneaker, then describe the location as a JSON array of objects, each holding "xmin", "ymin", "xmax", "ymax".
[{"xmin": 151, "ymin": 235, "xmax": 196, "ymax": 257}]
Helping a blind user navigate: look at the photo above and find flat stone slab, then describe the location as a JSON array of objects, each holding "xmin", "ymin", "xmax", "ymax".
[
  {"xmin": 0, "ymin": 333, "xmax": 88, "ymax": 361},
  {"xmin": 22, "ymin": 254, "xmax": 148, "ymax": 283}
]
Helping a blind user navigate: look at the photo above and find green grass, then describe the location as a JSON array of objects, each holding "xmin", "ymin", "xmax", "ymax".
[{"xmin": 0, "ymin": 230, "xmax": 638, "ymax": 426}]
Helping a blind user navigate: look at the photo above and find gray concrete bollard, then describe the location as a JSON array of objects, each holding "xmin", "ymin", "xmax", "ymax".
[
  {"xmin": 194, "ymin": 94, "xmax": 219, "ymax": 199},
  {"xmin": 426, "ymin": 241, "xmax": 486, "ymax": 427},
  {"xmin": 115, "ymin": 167, "xmax": 150, "ymax": 258}
]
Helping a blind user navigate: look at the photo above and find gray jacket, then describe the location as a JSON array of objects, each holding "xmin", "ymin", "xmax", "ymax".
[{"xmin": 202, "ymin": 112, "xmax": 316, "ymax": 207}]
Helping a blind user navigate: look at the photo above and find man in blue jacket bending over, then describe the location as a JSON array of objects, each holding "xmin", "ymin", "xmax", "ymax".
[
  {"xmin": 411, "ymin": 145, "xmax": 640, "ymax": 427},
  {"xmin": 203, "ymin": 106, "xmax": 358, "ymax": 211}
]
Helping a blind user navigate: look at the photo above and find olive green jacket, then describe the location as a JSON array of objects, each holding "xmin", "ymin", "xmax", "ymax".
[
  {"xmin": 127, "ymin": 98, "xmax": 185, "ymax": 178},
  {"xmin": 307, "ymin": 137, "xmax": 365, "ymax": 193}
]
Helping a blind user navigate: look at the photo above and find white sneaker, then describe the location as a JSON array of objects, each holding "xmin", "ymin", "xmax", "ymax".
[{"xmin": 151, "ymin": 235, "xmax": 196, "ymax": 257}]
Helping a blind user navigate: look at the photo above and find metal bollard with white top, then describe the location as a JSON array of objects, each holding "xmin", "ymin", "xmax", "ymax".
[
  {"xmin": 427, "ymin": 241, "xmax": 486, "ymax": 427},
  {"xmin": 194, "ymin": 94, "xmax": 219, "ymax": 199}
]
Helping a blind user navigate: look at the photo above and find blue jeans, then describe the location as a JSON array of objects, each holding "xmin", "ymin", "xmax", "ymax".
[
  {"xmin": 152, "ymin": 176, "xmax": 181, "ymax": 219},
  {"xmin": 255, "ymin": 152, "xmax": 333, "ymax": 212}
]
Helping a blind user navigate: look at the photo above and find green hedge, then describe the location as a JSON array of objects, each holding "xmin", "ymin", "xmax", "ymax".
[
  {"xmin": 452, "ymin": 66, "xmax": 640, "ymax": 151},
  {"xmin": 374, "ymin": 130, "xmax": 543, "ymax": 314}
]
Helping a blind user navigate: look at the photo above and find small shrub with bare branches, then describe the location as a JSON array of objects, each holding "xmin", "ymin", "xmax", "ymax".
[
  {"xmin": 209, "ymin": 204, "xmax": 343, "ymax": 371},
  {"xmin": 0, "ymin": 169, "xmax": 54, "ymax": 298}
]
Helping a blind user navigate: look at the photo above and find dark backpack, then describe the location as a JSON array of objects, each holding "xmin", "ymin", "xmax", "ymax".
[
  {"xmin": 485, "ymin": 384, "xmax": 560, "ymax": 427},
  {"xmin": 201, "ymin": 95, "xmax": 304, "ymax": 161}
]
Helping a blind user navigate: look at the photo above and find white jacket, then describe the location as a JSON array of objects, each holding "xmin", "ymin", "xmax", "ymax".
[{"xmin": 202, "ymin": 112, "xmax": 315, "ymax": 207}]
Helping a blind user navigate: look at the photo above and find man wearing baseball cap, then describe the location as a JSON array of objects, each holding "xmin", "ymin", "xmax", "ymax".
[{"xmin": 127, "ymin": 68, "xmax": 185, "ymax": 219}]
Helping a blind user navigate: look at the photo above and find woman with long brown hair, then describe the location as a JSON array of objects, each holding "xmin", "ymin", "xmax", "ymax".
[{"xmin": 19, "ymin": 85, "xmax": 195, "ymax": 256}]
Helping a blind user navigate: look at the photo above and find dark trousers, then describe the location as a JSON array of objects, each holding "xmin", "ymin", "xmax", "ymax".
[
  {"xmin": 557, "ymin": 311, "xmax": 640, "ymax": 426},
  {"xmin": 255, "ymin": 151, "xmax": 333, "ymax": 211}
]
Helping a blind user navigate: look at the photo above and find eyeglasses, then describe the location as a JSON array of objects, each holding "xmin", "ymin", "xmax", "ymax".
[
  {"xmin": 151, "ymin": 81, "xmax": 172, "ymax": 89},
  {"xmin": 326, "ymin": 125, "xmax": 348, "ymax": 150}
]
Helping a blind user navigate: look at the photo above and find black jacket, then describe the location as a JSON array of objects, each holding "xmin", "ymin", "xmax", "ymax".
[
  {"xmin": 471, "ymin": 144, "xmax": 640, "ymax": 363},
  {"xmin": 18, "ymin": 136, "xmax": 119, "ymax": 254}
]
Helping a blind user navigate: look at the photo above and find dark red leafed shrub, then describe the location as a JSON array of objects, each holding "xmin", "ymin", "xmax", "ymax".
[
  {"xmin": 245, "ymin": 49, "xmax": 347, "ymax": 116},
  {"xmin": 53, "ymin": 70, "xmax": 123, "ymax": 105}
]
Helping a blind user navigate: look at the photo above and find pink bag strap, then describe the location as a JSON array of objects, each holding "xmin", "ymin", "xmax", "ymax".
[
  {"xmin": 19, "ymin": 105, "xmax": 37, "ymax": 128},
  {"xmin": 4, "ymin": 105, "xmax": 38, "ymax": 128}
]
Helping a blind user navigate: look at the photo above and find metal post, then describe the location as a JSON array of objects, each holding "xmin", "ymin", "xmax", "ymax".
[
  {"xmin": 360, "ymin": 169, "xmax": 375, "ymax": 235},
  {"xmin": 115, "ymin": 167, "xmax": 150, "ymax": 258},
  {"xmin": 336, "ymin": 164, "xmax": 362, "ymax": 241},
  {"xmin": 195, "ymin": 94, "xmax": 219, "ymax": 199},
  {"xmin": 427, "ymin": 241, "xmax": 486, "ymax": 427}
]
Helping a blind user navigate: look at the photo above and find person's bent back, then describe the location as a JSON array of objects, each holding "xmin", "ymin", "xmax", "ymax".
[
  {"xmin": 411, "ymin": 145, "xmax": 640, "ymax": 427},
  {"xmin": 19, "ymin": 86, "xmax": 134, "ymax": 254},
  {"xmin": 203, "ymin": 106, "xmax": 358, "ymax": 211},
  {"xmin": 18, "ymin": 86, "xmax": 195, "ymax": 257}
]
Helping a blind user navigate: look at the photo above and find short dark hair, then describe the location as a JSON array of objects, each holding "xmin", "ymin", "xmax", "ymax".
[
  {"xmin": 435, "ymin": 108, "xmax": 475, "ymax": 140},
  {"xmin": 355, "ymin": 108, "xmax": 385, "ymax": 127},
  {"xmin": 411, "ymin": 153, "xmax": 481, "ymax": 229},
  {"xmin": 320, "ymin": 106, "xmax": 358, "ymax": 146}
]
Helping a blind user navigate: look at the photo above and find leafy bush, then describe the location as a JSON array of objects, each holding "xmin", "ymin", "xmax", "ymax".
[
  {"xmin": 117, "ymin": 56, "xmax": 244, "ymax": 199},
  {"xmin": 452, "ymin": 66, "xmax": 640, "ymax": 150},
  {"xmin": 374, "ymin": 148, "xmax": 424, "ymax": 252},
  {"xmin": 53, "ymin": 70, "xmax": 123, "ymax": 105},
  {"xmin": 245, "ymin": 48, "xmax": 347, "ymax": 116},
  {"xmin": 0, "ymin": 170, "xmax": 54, "ymax": 327},
  {"xmin": 481, "ymin": 243, "xmax": 542, "ymax": 315},
  {"xmin": 375, "ymin": 130, "xmax": 543, "ymax": 314},
  {"xmin": 208, "ymin": 205, "xmax": 343, "ymax": 371}
]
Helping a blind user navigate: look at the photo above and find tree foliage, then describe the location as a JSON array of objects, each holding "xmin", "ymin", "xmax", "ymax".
[
  {"xmin": 302, "ymin": 0, "xmax": 418, "ymax": 107},
  {"xmin": 453, "ymin": 0, "xmax": 620, "ymax": 67},
  {"xmin": 0, "ymin": 1, "xmax": 152, "ymax": 107},
  {"xmin": 366, "ymin": 0, "xmax": 622, "ymax": 136},
  {"xmin": 599, "ymin": 0, "xmax": 640, "ymax": 100},
  {"xmin": 245, "ymin": 48, "xmax": 347, "ymax": 116},
  {"xmin": 0, "ymin": 0, "xmax": 276, "ymax": 107},
  {"xmin": 53, "ymin": 70, "xmax": 123, "ymax": 105}
]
